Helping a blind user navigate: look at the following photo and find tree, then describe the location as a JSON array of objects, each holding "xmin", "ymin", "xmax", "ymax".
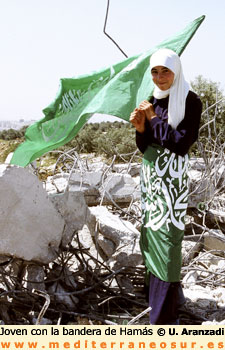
[{"xmin": 191, "ymin": 75, "xmax": 225, "ymax": 137}]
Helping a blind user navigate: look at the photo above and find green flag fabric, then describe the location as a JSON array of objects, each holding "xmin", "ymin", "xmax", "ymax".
[
  {"xmin": 140, "ymin": 143, "xmax": 189, "ymax": 282},
  {"xmin": 11, "ymin": 15, "xmax": 205, "ymax": 167}
]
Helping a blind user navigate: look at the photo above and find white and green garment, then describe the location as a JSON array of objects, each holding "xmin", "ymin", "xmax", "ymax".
[{"xmin": 140, "ymin": 144, "xmax": 189, "ymax": 282}]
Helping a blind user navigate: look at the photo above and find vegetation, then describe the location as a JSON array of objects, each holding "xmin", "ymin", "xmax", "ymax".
[
  {"xmin": 191, "ymin": 75, "xmax": 224, "ymax": 125},
  {"xmin": 190, "ymin": 75, "xmax": 225, "ymax": 155},
  {"xmin": 0, "ymin": 125, "xmax": 27, "ymax": 140},
  {"xmin": 62, "ymin": 121, "xmax": 137, "ymax": 160},
  {"xmin": 0, "ymin": 140, "xmax": 22, "ymax": 163}
]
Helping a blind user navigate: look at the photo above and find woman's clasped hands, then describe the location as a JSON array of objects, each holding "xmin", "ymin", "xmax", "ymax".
[{"xmin": 129, "ymin": 100, "xmax": 156, "ymax": 133}]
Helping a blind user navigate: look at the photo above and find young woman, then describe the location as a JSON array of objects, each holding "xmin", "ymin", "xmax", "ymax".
[{"xmin": 130, "ymin": 48, "xmax": 202, "ymax": 325}]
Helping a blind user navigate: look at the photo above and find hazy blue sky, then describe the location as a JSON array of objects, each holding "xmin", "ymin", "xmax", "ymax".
[{"xmin": 0, "ymin": 0, "xmax": 224, "ymax": 121}]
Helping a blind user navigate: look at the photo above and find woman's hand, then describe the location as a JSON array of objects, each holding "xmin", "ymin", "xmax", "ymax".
[
  {"xmin": 138, "ymin": 100, "xmax": 156, "ymax": 121},
  {"xmin": 129, "ymin": 108, "xmax": 146, "ymax": 133}
]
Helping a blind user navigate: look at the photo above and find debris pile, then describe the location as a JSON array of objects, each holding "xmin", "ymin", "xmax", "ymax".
[{"xmin": 0, "ymin": 146, "xmax": 224, "ymax": 325}]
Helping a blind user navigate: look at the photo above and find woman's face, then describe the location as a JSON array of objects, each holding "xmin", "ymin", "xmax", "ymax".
[{"xmin": 151, "ymin": 65, "xmax": 175, "ymax": 91}]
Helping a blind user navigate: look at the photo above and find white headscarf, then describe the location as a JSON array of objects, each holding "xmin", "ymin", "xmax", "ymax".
[{"xmin": 150, "ymin": 48, "xmax": 189, "ymax": 129}]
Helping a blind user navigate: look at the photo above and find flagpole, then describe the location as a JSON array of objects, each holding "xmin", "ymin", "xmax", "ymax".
[{"xmin": 103, "ymin": 0, "xmax": 128, "ymax": 58}]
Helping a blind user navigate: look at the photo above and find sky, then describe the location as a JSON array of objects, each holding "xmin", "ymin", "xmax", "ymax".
[{"xmin": 0, "ymin": 0, "xmax": 224, "ymax": 121}]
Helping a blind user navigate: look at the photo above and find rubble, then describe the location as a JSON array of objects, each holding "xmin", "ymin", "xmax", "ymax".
[
  {"xmin": 88, "ymin": 206, "xmax": 142, "ymax": 269},
  {"xmin": 0, "ymin": 151, "xmax": 224, "ymax": 325},
  {"xmin": 49, "ymin": 190, "xmax": 92, "ymax": 246},
  {"xmin": 203, "ymin": 229, "xmax": 225, "ymax": 254},
  {"xmin": 0, "ymin": 164, "xmax": 64, "ymax": 263},
  {"xmin": 21, "ymin": 264, "xmax": 45, "ymax": 292}
]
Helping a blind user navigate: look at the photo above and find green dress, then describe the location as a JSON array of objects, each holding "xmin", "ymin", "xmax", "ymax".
[{"xmin": 140, "ymin": 143, "xmax": 189, "ymax": 282}]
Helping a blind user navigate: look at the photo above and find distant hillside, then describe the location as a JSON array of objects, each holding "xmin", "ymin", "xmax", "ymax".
[
  {"xmin": 0, "ymin": 119, "xmax": 35, "ymax": 131},
  {"xmin": 0, "ymin": 114, "xmax": 124, "ymax": 131}
]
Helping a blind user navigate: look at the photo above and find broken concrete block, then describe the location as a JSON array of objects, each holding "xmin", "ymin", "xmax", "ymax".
[
  {"xmin": 101, "ymin": 173, "xmax": 140, "ymax": 205},
  {"xmin": 0, "ymin": 165, "xmax": 65, "ymax": 263},
  {"xmin": 204, "ymin": 230, "xmax": 225, "ymax": 255},
  {"xmin": 89, "ymin": 206, "xmax": 143, "ymax": 269},
  {"xmin": 112, "ymin": 163, "xmax": 141, "ymax": 177},
  {"xmin": 69, "ymin": 172, "xmax": 102, "ymax": 206},
  {"xmin": 49, "ymin": 190, "xmax": 92, "ymax": 246}
]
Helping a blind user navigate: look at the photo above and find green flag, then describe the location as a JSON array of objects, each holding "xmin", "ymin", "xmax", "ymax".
[{"xmin": 11, "ymin": 15, "xmax": 205, "ymax": 167}]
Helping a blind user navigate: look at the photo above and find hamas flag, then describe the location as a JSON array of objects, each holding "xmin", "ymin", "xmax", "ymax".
[{"xmin": 11, "ymin": 15, "xmax": 205, "ymax": 167}]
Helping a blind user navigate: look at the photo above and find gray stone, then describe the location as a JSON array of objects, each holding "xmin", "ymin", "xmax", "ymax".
[
  {"xmin": 112, "ymin": 163, "xmax": 141, "ymax": 177},
  {"xmin": 0, "ymin": 257, "xmax": 23, "ymax": 291},
  {"xmin": 217, "ymin": 259, "xmax": 225, "ymax": 270},
  {"xmin": 70, "ymin": 171, "xmax": 103, "ymax": 187},
  {"xmin": 203, "ymin": 230, "xmax": 225, "ymax": 255},
  {"xmin": 197, "ymin": 251, "xmax": 221, "ymax": 269},
  {"xmin": 73, "ymin": 225, "xmax": 106, "ymax": 268},
  {"xmin": 97, "ymin": 236, "xmax": 115, "ymax": 257},
  {"xmin": 47, "ymin": 172, "xmax": 103, "ymax": 206},
  {"xmin": 116, "ymin": 275, "xmax": 134, "ymax": 293},
  {"xmin": 188, "ymin": 169, "xmax": 216, "ymax": 208},
  {"xmin": 22, "ymin": 264, "xmax": 45, "ymax": 291},
  {"xmin": 211, "ymin": 287, "xmax": 225, "ymax": 307},
  {"xmin": 4, "ymin": 152, "xmax": 13, "ymax": 164},
  {"xmin": 182, "ymin": 240, "xmax": 202, "ymax": 265},
  {"xmin": 187, "ymin": 158, "xmax": 225, "ymax": 209},
  {"xmin": 101, "ymin": 173, "xmax": 140, "ymax": 205},
  {"xmin": 47, "ymin": 283, "xmax": 79, "ymax": 309},
  {"xmin": 188, "ymin": 158, "xmax": 205, "ymax": 171},
  {"xmin": 203, "ymin": 320, "xmax": 225, "ymax": 325},
  {"xmin": 182, "ymin": 270, "xmax": 198, "ymax": 288},
  {"xmin": 45, "ymin": 174, "xmax": 68, "ymax": 193},
  {"xmin": 49, "ymin": 190, "xmax": 92, "ymax": 246},
  {"xmin": 46, "ymin": 170, "xmax": 141, "ymax": 207},
  {"xmin": 183, "ymin": 285, "xmax": 217, "ymax": 309},
  {"xmin": 76, "ymin": 224, "xmax": 95, "ymax": 250},
  {"xmin": 207, "ymin": 208, "xmax": 225, "ymax": 225},
  {"xmin": 0, "ymin": 165, "xmax": 65, "ymax": 263},
  {"xmin": 88, "ymin": 206, "xmax": 143, "ymax": 269},
  {"xmin": 208, "ymin": 311, "xmax": 225, "ymax": 322}
]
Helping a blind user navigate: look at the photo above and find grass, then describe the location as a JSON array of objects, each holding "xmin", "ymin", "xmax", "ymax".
[{"xmin": 0, "ymin": 139, "xmax": 23, "ymax": 163}]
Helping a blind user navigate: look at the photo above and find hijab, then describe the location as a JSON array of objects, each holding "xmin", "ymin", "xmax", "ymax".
[{"xmin": 150, "ymin": 48, "xmax": 189, "ymax": 129}]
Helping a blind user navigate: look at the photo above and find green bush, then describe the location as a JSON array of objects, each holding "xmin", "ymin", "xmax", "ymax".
[
  {"xmin": 190, "ymin": 75, "xmax": 225, "ymax": 156},
  {"xmin": 61, "ymin": 121, "xmax": 138, "ymax": 161},
  {"xmin": 93, "ymin": 124, "xmax": 136, "ymax": 157},
  {"xmin": 0, "ymin": 125, "xmax": 28, "ymax": 140}
]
